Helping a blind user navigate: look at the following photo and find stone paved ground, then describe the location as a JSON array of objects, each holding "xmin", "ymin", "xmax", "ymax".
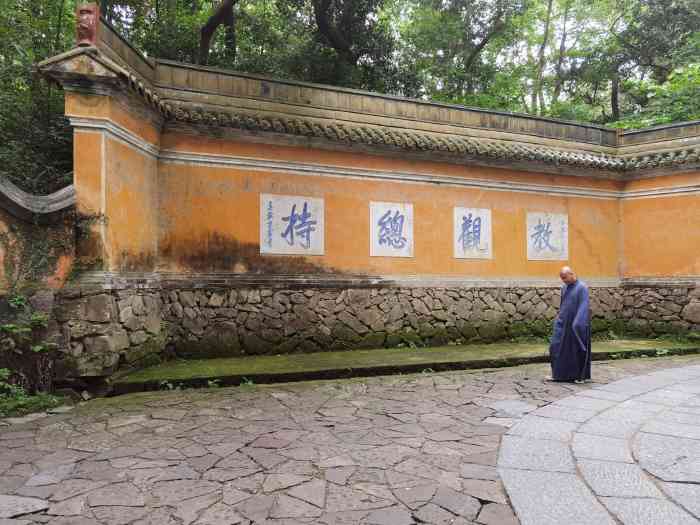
[
  {"xmin": 499, "ymin": 358, "xmax": 700, "ymax": 525},
  {"xmin": 1, "ymin": 355, "xmax": 699, "ymax": 525}
]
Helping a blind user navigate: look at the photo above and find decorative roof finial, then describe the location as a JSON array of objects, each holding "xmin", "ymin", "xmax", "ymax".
[{"xmin": 76, "ymin": 3, "xmax": 100, "ymax": 47}]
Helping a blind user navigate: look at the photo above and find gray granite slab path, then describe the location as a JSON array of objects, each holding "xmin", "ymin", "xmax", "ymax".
[
  {"xmin": 1, "ymin": 355, "xmax": 700, "ymax": 524},
  {"xmin": 499, "ymin": 360, "xmax": 700, "ymax": 525}
]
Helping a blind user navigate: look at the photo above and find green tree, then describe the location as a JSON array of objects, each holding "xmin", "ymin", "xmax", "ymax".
[
  {"xmin": 3, "ymin": 0, "xmax": 700, "ymax": 198},
  {"xmin": 394, "ymin": 0, "xmax": 529, "ymax": 107},
  {"xmin": 0, "ymin": 0, "xmax": 75, "ymax": 194}
]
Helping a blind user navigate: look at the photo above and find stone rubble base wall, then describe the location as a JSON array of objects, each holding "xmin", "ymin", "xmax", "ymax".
[{"xmin": 50, "ymin": 283, "xmax": 700, "ymax": 381}]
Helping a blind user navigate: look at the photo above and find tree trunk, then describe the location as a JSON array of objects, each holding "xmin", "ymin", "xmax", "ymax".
[
  {"xmin": 552, "ymin": 0, "xmax": 571, "ymax": 105},
  {"xmin": 528, "ymin": 42, "xmax": 537, "ymax": 114},
  {"xmin": 611, "ymin": 69, "xmax": 620, "ymax": 121},
  {"xmin": 312, "ymin": 0, "xmax": 357, "ymax": 66},
  {"xmin": 199, "ymin": 0, "xmax": 237, "ymax": 65},
  {"xmin": 224, "ymin": 15, "xmax": 236, "ymax": 61},
  {"xmin": 100, "ymin": 0, "xmax": 109, "ymax": 20},
  {"xmin": 534, "ymin": 0, "xmax": 554, "ymax": 115},
  {"xmin": 463, "ymin": 18, "xmax": 504, "ymax": 73}
]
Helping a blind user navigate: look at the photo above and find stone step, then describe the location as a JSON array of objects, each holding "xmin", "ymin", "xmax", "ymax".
[{"xmin": 111, "ymin": 339, "xmax": 700, "ymax": 395}]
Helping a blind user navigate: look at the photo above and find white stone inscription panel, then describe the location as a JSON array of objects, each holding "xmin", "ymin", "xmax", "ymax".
[
  {"xmin": 453, "ymin": 207, "xmax": 492, "ymax": 259},
  {"xmin": 260, "ymin": 194, "xmax": 324, "ymax": 255},
  {"xmin": 526, "ymin": 212, "xmax": 568, "ymax": 261},
  {"xmin": 370, "ymin": 201, "xmax": 414, "ymax": 257}
]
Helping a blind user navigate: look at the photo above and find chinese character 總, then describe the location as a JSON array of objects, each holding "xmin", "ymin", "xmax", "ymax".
[{"xmin": 377, "ymin": 209, "xmax": 407, "ymax": 249}]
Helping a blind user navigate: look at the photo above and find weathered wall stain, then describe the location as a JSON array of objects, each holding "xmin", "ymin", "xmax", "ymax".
[
  {"xmin": 0, "ymin": 207, "xmax": 76, "ymax": 293},
  {"xmin": 159, "ymin": 232, "xmax": 344, "ymax": 274}
]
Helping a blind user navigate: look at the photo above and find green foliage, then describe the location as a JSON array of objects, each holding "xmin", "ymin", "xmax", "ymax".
[
  {"xmin": 0, "ymin": 367, "xmax": 62, "ymax": 418},
  {"xmin": 0, "ymin": 292, "xmax": 59, "ymax": 397},
  {"xmin": 1, "ymin": 323, "xmax": 28, "ymax": 335},
  {"xmin": 395, "ymin": 0, "xmax": 529, "ymax": 105},
  {"xmin": 30, "ymin": 312, "xmax": 50, "ymax": 328},
  {"xmin": 0, "ymin": 392, "xmax": 62, "ymax": 418},
  {"xmin": 106, "ymin": 0, "xmax": 700, "ymax": 128},
  {"xmin": 8, "ymin": 295, "xmax": 28, "ymax": 310},
  {"xmin": 0, "ymin": 0, "xmax": 74, "ymax": 194},
  {"xmin": 0, "ymin": 214, "xmax": 74, "ymax": 294},
  {"xmin": 3, "ymin": 0, "xmax": 700, "ymax": 194},
  {"xmin": 0, "ymin": 368, "xmax": 21, "ymax": 397},
  {"xmin": 612, "ymin": 64, "xmax": 700, "ymax": 128}
]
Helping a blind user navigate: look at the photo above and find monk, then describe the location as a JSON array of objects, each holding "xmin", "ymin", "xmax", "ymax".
[{"xmin": 546, "ymin": 266, "xmax": 592, "ymax": 383}]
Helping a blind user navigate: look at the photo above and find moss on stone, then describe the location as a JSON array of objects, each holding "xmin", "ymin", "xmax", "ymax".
[
  {"xmin": 389, "ymin": 330, "xmax": 423, "ymax": 348},
  {"xmin": 116, "ymin": 338, "xmax": 700, "ymax": 389},
  {"xmin": 529, "ymin": 319, "xmax": 552, "ymax": 337},
  {"xmin": 357, "ymin": 332, "xmax": 387, "ymax": 349},
  {"xmin": 478, "ymin": 322, "xmax": 508, "ymax": 342},
  {"xmin": 651, "ymin": 322, "xmax": 674, "ymax": 335},
  {"xmin": 688, "ymin": 331, "xmax": 700, "ymax": 342},
  {"xmin": 457, "ymin": 322, "xmax": 478, "ymax": 340},
  {"xmin": 624, "ymin": 319, "xmax": 654, "ymax": 337},
  {"xmin": 138, "ymin": 353, "xmax": 162, "ymax": 369},
  {"xmin": 591, "ymin": 318, "xmax": 610, "ymax": 333},
  {"xmin": 427, "ymin": 328, "xmax": 450, "ymax": 346},
  {"xmin": 608, "ymin": 319, "xmax": 626, "ymax": 336},
  {"xmin": 418, "ymin": 323, "xmax": 437, "ymax": 338},
  {"xmin": 508, "ymin": 322, "xmax": 533, "ymax": 338},
  {"xmin": 175, "ymin": 335, "xmax": 245, "ymax": 359}
]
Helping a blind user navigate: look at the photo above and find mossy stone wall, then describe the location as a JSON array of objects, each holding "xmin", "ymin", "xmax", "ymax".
[{"xmin": 49, "ymin": 282, "xmax": 699, "ymax": 381}]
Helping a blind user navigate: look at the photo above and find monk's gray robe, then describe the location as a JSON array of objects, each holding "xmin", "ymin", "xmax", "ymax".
[{"xmin": 549, "ymin": 280, "xmax": 591, "ymax": 381}]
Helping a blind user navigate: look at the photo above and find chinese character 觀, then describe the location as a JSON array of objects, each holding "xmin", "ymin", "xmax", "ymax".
[{"xmin": 458, "ymin": 213, "xmax": 483, "ymax": 252}]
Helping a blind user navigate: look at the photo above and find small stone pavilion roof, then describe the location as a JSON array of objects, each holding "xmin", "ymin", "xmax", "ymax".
[{"xmin": 39, "ymin": 17, "xmax": 700, "ymax": 180}]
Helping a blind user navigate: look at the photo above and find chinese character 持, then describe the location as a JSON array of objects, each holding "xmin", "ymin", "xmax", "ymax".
[{"xmin": 281, "ymin": 202, "xmax": 317, "ymax": 249}]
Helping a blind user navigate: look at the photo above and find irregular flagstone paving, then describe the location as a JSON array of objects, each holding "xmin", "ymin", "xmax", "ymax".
[
  {"xmin": 499, "ymin": 359, "xmax": 700, "ymax": 525},
  {"xmin": 1, "ymin": 356, "xmax": 700, "ymax": 524}
]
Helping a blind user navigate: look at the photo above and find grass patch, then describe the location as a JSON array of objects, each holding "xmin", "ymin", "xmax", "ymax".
[
  {"xmin": 0, "ymin": 392, "xmax": 63, "ymax": 418},
  {"xmin": 116, "ymin": 338, "xmax": 698, "ymax": 388}
]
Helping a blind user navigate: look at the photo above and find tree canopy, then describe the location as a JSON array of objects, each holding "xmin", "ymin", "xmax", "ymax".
[{"xmin": 1, "ymin": 0, "xmax": 699, "ymax": 193}]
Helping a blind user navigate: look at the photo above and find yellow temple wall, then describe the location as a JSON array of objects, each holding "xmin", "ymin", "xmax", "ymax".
[
  {"xmin": 157, "ymin": 134, "xmax": 621, "ymax": 279},
  {"xmin": 621, "ymin": 171, "xmax": 700, "ymax": 278},
  {"xmin": 66, "ymin": 92, "xmax": 160, "ymax": 271},
  {"xmin": 61, "ymin": 88, "xmax": 700, "ymax": 283}
]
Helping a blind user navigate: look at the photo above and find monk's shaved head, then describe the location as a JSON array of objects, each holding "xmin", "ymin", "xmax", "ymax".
[{"xmin": 559, "ymin": 266, "xmax": 577, "ymax": 284}]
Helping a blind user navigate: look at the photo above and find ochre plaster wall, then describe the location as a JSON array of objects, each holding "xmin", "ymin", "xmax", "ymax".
[
  {"xmin": 65, "ymin": 92, "xmax": 160, "ymax": 146},
  {"xmin": 66, "ymin": 92, "xmax": 160, "ymax": 271},
  {"xmin": 104, "ymin": 138, "xmax": 158, "ymax": 270},
  {"xmin": 621, "ymin": 171, "xmax": 700, "ymax": 277},
  {"xmin": 157, "ymin": 134, "xmax": 621, "ymax": 278},
  {"xmin": 0, "ymin": 208, "xmax": 74, "ymax": 293},
  {"xmin": 64, "ymin": 93, "xmax": 700, "ymax": 281}
]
